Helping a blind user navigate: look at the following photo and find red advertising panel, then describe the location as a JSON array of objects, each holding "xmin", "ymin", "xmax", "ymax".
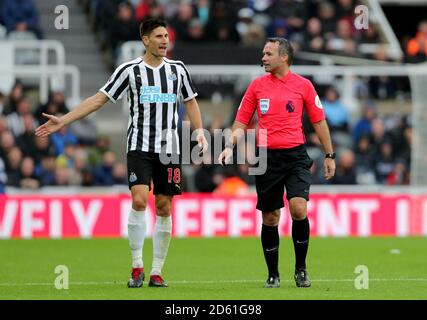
[{"xmin": 1, "ymin": 193, "xmax": 426, "ymax": 238}]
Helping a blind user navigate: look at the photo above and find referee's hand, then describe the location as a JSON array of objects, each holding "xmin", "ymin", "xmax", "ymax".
[
  {"xmin": 218, "ymin": 147, "xmax": 233, "ymax": 166},
  {"xmin": 324, "ymin": 158, "xmax": 336, "ymax": 180}
]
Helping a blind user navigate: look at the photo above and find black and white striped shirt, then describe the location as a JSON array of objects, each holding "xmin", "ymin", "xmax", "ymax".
[{"xmin": 100, "ymin": 57, "xmax": 197, "ymax": 154}]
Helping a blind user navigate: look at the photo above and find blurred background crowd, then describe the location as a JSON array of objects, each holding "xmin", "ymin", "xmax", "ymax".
[{"xmin": 0, "ymin": 0, "xmax": 425, "ymax": 194}]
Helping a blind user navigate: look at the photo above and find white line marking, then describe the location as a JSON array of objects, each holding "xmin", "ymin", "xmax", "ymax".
[{"xmin": 0, "ymin": 278, "xmax": 427, "ymax": 287}]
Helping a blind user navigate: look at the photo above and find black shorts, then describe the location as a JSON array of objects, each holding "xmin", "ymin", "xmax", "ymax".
[
  {"xmin": 255, "ymin": 144, "xmax": 313, "ymax": 212},
  {"xmin": 127, "ymin": 151, "xmax": 182, "ymax": 196}
]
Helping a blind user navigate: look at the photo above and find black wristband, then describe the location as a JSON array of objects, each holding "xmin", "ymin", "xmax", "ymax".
[{"xmin": 325, "ymin": 152, "xmax": 336, "ymax": 159}]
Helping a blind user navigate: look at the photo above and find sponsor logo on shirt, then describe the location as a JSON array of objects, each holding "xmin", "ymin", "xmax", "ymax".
[
  {"xmin": 140, "ymin": 86, "xmax": 177, "ymax": 103},
  {"xmin": 260, "ymin": 99, "xmax": 270, "ymax": 114},
  {"xmin": 168, "ymin": 73, "xmax": 177, "ymax": 81},
  {"xmin": 285, "ymin": 100, "xmax": 295, "ymax": 113}
]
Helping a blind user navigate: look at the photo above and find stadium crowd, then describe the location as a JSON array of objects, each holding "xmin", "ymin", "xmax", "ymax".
[
  {"xmin": 84, "ymin": 0, "xmax": 386, "ymax": 64},
  {"xmin": 0, "ymin": 0, "xmax": 424, "ymax": 193}
]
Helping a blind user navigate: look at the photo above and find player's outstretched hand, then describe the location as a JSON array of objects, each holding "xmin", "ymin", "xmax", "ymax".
[
  {"xmin": 324, "ymin": 158, "xmax": 336, "ymax": 180},
  {"xmin": 35, "ymin": 113, "xmax": 65, "ymax": 137},
  {"xmin": 218, "ymin": 147, "xmax": 233, "ymax": 166}
]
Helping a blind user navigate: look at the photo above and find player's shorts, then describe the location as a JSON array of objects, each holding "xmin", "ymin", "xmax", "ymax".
[
  {"xmin": 127, "ymin": 151, "xmax": 182, "ymax": 196},
  {"xmin": 255, "ymin": 144, "xmax": 313, "ymax": 212}
]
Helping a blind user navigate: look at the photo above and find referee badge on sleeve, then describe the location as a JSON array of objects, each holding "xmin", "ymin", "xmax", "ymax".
[{"xmin": 260, "ymin": 99, "xmax": 270, "ymax": 114}]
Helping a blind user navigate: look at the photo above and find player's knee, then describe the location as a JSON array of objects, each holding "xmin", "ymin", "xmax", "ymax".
[
  {"xmin": 290, "ymin": 201, "xmax": 307, "ymax": 220},
  {"xmin": 262, "ymin": 211, "xmax": 280, "ymax": 226},
  {"xmin": 156, "ymin": 198, "xmax": 172, "ymax": 217},
  {"xmin": 132, "ymin": 196, "xmax": 147, "ymax": 211}
]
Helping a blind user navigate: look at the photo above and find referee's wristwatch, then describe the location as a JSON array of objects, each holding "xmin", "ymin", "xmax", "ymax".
[{"xmin": 325, "ymin": 152, "xmax": 336, "ymax": 159}]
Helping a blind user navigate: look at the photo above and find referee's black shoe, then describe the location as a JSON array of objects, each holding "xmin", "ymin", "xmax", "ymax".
[
  {"xmin": 294, "ymin": 269, "xmax": 311, "ymax": 288},
  {"xmin": 264, "ymin": 275, "xmax": 280, "ymax": 288}
]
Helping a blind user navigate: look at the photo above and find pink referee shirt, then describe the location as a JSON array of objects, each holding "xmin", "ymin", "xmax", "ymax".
[{"xmin": 236, "ymin": 71, "xmax": 325, "ymax": 149}]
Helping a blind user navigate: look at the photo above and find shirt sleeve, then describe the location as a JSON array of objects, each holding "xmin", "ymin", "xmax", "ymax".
[
  {"xmin": 179, "ymin": 63, "xmax": 198, "ymax": 102},
  {"xmin": 235, "ymin": 80, "xmax": 257, "ymax": 125},
  {"xmin": 99, "ymin": 63, "xmax": 130, "ymax": 103},
  {"xmin": 304, "ymin": 79, "xmax": 325, "ymax": 123}
]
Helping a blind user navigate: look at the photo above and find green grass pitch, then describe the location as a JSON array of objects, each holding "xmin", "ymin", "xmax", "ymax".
[{"xmin": 0, "ymin": 237, "xmax": 426, "ymax": 300}]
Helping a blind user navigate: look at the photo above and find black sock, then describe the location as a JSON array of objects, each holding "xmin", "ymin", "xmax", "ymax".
[
  {"xmin": 261, "ymin": 224, "xmax": 279, "ymax": 278},
  {"xmin": 292, "ymin": 217, "xmax": 310, "ymax": 271}
]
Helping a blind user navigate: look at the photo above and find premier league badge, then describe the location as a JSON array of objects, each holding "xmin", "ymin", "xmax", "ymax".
[{"xmin": 260, "ymin": 99, "xmax": 270, "ymax": 115}]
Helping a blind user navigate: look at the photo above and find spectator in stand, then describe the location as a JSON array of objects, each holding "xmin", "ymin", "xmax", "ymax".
[
  {"xmin": 195, "ymin": 0, "xmax": 210, "ymax": 26},
  {"xmin": 326, "ymin": 18, "xmax": 357, "ymax": 55},
  {"xmin": 303, "ymin": 17, "xmax": 324, "ymax": 52},
  {"xmin": 109, "ymin": 2, "xmax": 140, "ymax": 54},
  {"xmin": 93, "ymin": 150, "xmax": 116, "ymax": 186},
  {"xmin": 50, "ymin": 124, "xmax": 78, "ymax": 156},
  {"xmin": 332, "ymin": 149, "xmax": 357, "ymax": 184},
  {"xmin": 112, "ymin": 162, "xmax": 128, "ymax": 185},
  {"xmin": 267, "ymin": 0, "xmax": 305, "ymax": 34},
  {"xmin": 322, "ymin": 86, "xmax": 349, "ymax": 133},
  {"xmin": 1, "ymin": 0, "xmax": 42, "ymax": 38},
  {"xmin": 317, "ymin": 1, "xmax": 337, "ymax": 37},
  {"xmin": 406, "ymin": 20, "xmax": 427, "ymax": 63},
  {"xmin": 87, "ymin": 134, "xmax": 111, "ymax": 167},
  {"xmin": 184, "ymin": 18, "xmax": 206, "ymax": 42},
  {"xmin": 34, "ymin": 91, "xmax": 69, "ymax": 125},
  {"xmin": 35, "ymin": 154, "xmax": 56, "ymax": 186},
  {"xmin": 6, "ymin": 97, "xmax": 33, "ymax": 137},
  {"xmin": 16, "ymin": 114, "xmax": 38, "ymax": 158},
  {"xmin": 135, "ymin": 0, "xmax": 157, "ymax": 22},
  {"xmin": 205, "ymin": 1, "xmax": 239, "ymax": 42},
  {"xmin": 370, "ymin": 117, "xmax": 391, "ymax": 153},
  {"xmin": 0, "ymin": 116, "xmax": 8, "ymax": 135},
  {"xmin": 267, "ymin": 18, "xmax": 288, "ymax": 39},
  {"xmin": 352, "ymin": 103, "xmax": 376, "ymax": 144},
  {"xmin": 361, "ymin": 23, "xmax": 381, "ymax": 44},
  {"xmin": 373, "ymin": 141, "xmax": 395, "ymax": 184},
  {"xmin": 171, "ymin": 2, "xmax": 194, "ymax": 41},
  {"xmin": 5, "ymin": 146, "xmax": 22, "ymax": 187},
  {"xmin": 97, "ymin": 0, "xmax": 123, "ymax": 34},
  {"xmin": 0, "ymin": 130, "xmax": 15, "ymax": 161},
  {"xmin": 33, "ymin": 135, "xmax": 55, "ymax": 164},
  {"xmin": 53, "ymin": 166, "xmax": 70, "ymax": 186},
  {"xmin": 354, "ymin": 135, "xmax": 376, "ymax": 184},
  {"xmin": 236, "ymin": 7, "xmax": 266, "ymax": 47},
  {"xmin": 386, "ymin": 160, "xmax": 409, "ymax": 185},
  {"xmin": 214, "ymin": 165, "xmax": 248, "ymax": 196},
  {"xmin": 5, "ymin": 81, "xmax": 24, "ymax": 115},
  {"xmin": 19, "ymin": 157, "xmax": 40, "ymax": 189}
]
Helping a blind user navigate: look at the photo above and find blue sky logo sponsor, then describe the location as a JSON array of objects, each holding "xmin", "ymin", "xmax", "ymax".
[{"xmin": 140, "ymin": 86, "xmax": 177, "ymax": 103}]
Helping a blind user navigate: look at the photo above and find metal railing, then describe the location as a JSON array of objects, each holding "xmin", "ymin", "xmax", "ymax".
[{"xmin": 0, "ymin": 40, "xmax": 81, "ymax": 105}]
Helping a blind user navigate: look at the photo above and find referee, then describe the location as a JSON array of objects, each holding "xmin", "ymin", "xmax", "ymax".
[
  {"xmin": 219, "ymin": 38, "xmax": 335, "ymax": 288},
  {"xmin": 35, "ymin": 19, "xmax": 208, "ymax": 288}
]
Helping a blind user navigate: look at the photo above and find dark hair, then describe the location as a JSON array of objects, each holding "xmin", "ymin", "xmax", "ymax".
[
  {"xmin": 267, "ymin": 37, "xmax": 294, "ymax": 66},
  {"xmin": 139, "ymin": 18, "xmax": 168, "ymax": 38}
]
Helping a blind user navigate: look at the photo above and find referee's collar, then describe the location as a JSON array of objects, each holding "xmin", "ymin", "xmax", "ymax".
[{"xmin": 270, "ymin": 70, "xmax": 292, "ymax": 83}]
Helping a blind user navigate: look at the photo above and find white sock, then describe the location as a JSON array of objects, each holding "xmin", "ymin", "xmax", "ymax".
[
  {"xmin": 127, "ymin": 209, "xmax": 146, "ymax": 269},
  {"xmin": 151, "ymin": 216, "xmax": 172, "ymax": 276}
]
